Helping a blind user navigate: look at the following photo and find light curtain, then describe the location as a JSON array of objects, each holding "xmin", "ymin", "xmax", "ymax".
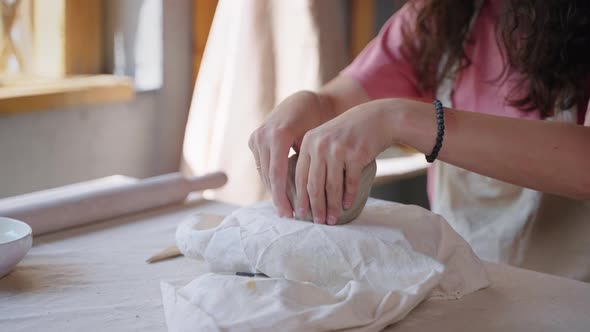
[{"xmin": 181, "ymin": 0, "xmax": 347, "ymax": 205}]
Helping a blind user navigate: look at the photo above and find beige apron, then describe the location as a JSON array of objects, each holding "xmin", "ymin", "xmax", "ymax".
[{"xmin": 431, "ymin": 0, "xmax": 590, "ymax": 282}]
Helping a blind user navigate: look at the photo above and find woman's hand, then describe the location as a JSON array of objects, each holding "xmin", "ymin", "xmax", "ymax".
[
  {"xmin": 249, "ymin": 91, "xmax": 332, "ymax": 218},
  {"xmin": 248, "ymin": 76, "xmax": 373, "ymax": 218},
  {"xmin": 294, "ymin": 99, "xmax": 403, "ymax": 225}
]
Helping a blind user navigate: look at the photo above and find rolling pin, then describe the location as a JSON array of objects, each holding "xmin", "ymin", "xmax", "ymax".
[{"xmin": 0, "ymin": 172, "xmax": 227, "ymax": 236}]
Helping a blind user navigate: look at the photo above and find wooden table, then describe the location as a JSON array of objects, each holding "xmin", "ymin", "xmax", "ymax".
[{"xmin": 1, "ymin": 198, "xmax": 589, "ymax": 331}]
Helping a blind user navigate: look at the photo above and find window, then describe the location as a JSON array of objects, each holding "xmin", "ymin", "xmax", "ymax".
[
  {"xmin": 1, "ymin": 0, "xmax": 33, "ymax": 80},
  {"xmin": 0, "ymin": 0, "xmax": 135, "ymax": 114}
]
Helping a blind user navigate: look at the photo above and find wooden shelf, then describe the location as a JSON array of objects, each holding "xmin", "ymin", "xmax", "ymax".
[{"xmin": 0, "ymin": 75, "xmax": 135, "ymax": 115}]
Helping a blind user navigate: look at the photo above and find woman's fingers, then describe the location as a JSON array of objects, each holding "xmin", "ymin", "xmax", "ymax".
[
  {"xmin": 248, "ymin": 135, "xmax": 263, "ymax": 179},
  {"xmin": 269, "ymin": 140, "xmax": 293, "ymax": 218},
  {"xmin": 307, "ymin": 155, "xmax": 327, "ymax": 224},
  {"xmin": 343, "ymin": 163, "xmax": 362, "ymax": 210},
  {"xmin": 259, "ymin": 147, "xmax": 271, "ymax": 189},
  {"xmin": 325, "ymin": 159, "xmax": 344, "ymax": 225},
  {"xmin": 251, "ymin": 148, "xmax": 263, "ymax": 180},
  {"xmin": 294, "ymin": 153, "xmax": 310, "ymax": 219}
]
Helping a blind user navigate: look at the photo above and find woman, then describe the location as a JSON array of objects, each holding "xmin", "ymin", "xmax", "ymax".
[{"xmin": 249, "ymin": 0, "xmax": 590, "ymax": 278}]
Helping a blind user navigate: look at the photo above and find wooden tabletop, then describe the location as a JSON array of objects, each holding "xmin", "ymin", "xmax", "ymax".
[{"xmin": 1, "ymin": 198, "xmax": 589, "ymax": 331}]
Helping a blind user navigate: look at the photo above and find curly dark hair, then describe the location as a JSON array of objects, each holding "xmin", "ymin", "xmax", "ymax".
[{"xmin": 401, "ymin": 0, "xmax": 590, "ymax": 117}]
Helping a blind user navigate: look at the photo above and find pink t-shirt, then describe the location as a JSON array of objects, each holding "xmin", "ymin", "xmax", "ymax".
[{"xmin": 341, "ymin": 0, "xmax": 588, "ymax": 200}]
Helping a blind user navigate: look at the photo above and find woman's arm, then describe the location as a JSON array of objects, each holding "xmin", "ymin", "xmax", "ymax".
[
  {"xmin": 294, "ymin": 98, "xmax": 590, "ymax": 224},
  {"xmin": 314, "ymin": 76, "xmax": 372, "ymax": 122},
  {"xmin": 394, "ymin": 99, "xmax": 590, "ymax": 200}
]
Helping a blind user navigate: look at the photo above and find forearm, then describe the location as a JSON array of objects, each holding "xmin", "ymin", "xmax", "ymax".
[
  {"xmin": 290, "ymin": 75, "xmax": 376, "ymax": 128},
  {"xmin": 279, "ymin": 89, "xmax": 365, "ymax": 133},
  {"xmin": 316, "ymin": 75, "xmax": 372, "ymax": 120},
  {"xmin": 391, "ymin": 99, "xmax": 590, "ymax": 200}
]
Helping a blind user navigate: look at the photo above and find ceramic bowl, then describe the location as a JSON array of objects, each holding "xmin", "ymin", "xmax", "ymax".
[{"xmin": 0, "ymin": 217, "xmax": 32, "ymax": 278}]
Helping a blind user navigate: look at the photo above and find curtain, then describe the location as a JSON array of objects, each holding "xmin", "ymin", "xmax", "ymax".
[{"xmin": 181, "ymin": 0, "xmax": 347, "ymax": 205}]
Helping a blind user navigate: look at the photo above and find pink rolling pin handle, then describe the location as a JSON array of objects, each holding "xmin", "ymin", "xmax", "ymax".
[{"xmin": 186, "ymin": 171, "xmax": 228, "ymax": 192}]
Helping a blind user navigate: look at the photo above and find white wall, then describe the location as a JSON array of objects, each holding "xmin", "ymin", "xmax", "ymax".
[{"xmin": 0, "ymin": 1, "xmax": 193, "ymax": 198}]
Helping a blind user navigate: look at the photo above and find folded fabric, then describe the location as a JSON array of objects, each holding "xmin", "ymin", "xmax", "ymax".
[{"xmin": 162, "ymin": 199, "xmax": 489, "ymax": 331}]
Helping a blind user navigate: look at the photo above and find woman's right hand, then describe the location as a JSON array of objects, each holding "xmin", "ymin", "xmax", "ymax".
[
  {"xmin": 248, "ymin": 90, "xmax": 328, "ymax": 218},
  {"xmin": 248, "ymin": 76, "xmax": 371, "ymax": 218}
]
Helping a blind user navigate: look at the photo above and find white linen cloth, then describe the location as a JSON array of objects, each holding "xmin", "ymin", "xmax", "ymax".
[{"xmin": 161, "ymin": 198, "xmax": 489, "ymax": 331}]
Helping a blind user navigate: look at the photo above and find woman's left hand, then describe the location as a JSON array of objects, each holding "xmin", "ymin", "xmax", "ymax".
[{"xmin": 294, "ymin": 99, "xmax": 402, "ymax": 225}]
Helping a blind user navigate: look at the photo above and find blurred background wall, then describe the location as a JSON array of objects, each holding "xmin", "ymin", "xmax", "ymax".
[{"xmin": 0, "ymin": 1, "xmax": 193, "ymax": 198}]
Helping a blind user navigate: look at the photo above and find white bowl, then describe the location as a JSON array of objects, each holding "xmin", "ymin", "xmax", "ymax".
[{"xmin": 0, "ymin": 217, "xmax": 32, "ymax": 278}]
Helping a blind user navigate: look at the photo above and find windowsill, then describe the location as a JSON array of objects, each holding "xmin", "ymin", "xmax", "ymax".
[{"xmin": 0, "ymin": 75, "xmax": 136, "ymax": 115}]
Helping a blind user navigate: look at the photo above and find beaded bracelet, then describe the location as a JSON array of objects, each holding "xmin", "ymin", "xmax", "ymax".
[{"xmin": 425, "ymin": 99, "xmax": 444, "ymax": 163}]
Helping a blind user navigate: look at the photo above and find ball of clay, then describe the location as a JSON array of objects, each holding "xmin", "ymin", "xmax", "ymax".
[{"xmin": 286, "ymin": 154, "xmax": 377, "ymax": 225}]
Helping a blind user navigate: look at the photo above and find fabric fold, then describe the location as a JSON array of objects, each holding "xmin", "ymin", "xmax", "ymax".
[{"xmin": 163, "ymin": 198, "xmax": 489, "ymax": 331}]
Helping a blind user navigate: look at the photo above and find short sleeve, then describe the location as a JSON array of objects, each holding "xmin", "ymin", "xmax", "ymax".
[{"xmin": 340, "ymin": 2, "xmax": 423, "ymax": 100}]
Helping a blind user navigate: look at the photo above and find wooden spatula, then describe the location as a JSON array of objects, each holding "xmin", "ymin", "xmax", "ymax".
[
  {"xmin": 146, "ymin": 213, "xmax": 226, "ymax": 263},
  {"xmin": 146, "ymin": 245, "xmax": 182, "ymax": 263}
]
